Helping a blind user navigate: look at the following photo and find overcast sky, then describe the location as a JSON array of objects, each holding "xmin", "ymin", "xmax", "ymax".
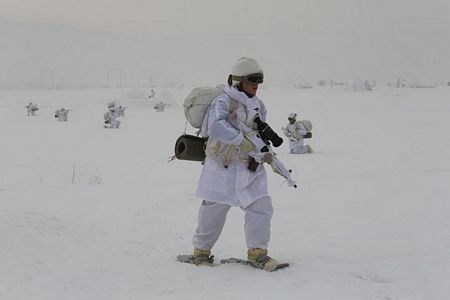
[
  {"xmin": 2, "ymin": 0, "xmax": 449, "ymax": 35},
  {"xmin": 1, "ymin": 0, "xmax": 450, "ymax": 86}
]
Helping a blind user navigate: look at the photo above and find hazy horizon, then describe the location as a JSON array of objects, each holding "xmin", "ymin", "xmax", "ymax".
[{"xmin": 1, "ymin": 1, "xmax": 450, "ymax": 87}]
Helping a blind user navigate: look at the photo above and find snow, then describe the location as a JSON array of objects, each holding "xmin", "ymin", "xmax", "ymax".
[{"xmin": 1, "ymin": 86, "xmax": 450, "ymax": 300}]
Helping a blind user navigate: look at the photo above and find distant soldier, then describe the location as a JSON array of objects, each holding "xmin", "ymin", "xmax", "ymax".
[
  {"xmin": 25, "ymin": 102, "xmax": 39, "ymax": 116},
  {"xmin": 154, "ymin": 101, "xmax": 167, "ymax": 112},
  {"xmin": 282, "ymin": 113, "xmax": 313, "ymax": 154},
  {"xmin": 54, "ymin": 108, "xmax": 69, "ymax": 121},
  {"xmin": 148, "ymin": 88, "xmax": 155, "ymax": 99},
  {"xmin": 103, "ymin": 108, "xmax": 121, "ymax": 128}
]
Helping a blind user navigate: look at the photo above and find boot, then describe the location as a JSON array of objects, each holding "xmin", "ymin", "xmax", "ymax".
[
  {"xmin": 193, "ymin": 248, "xmax": 214, "ymax": 266},
  {"xmin": 247, "ymin": 248, "xmax": 280, "ymax": 271},
  {"xmin": 306, "ymin": 145, "xmax": 313, "ymax": 153}
]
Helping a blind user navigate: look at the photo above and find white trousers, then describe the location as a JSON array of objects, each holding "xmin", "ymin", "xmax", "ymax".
[
  {"xmin": 192, "ymin": 196, "xmax": 273, "ymax": 250},
  {"xmin": 289, "ymin": 138, "xmax": 308, "ymax": 154}
]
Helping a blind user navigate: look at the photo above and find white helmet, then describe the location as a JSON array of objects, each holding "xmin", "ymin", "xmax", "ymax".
[
  {"xmin": 228, "ymin": 57, "xmax": 264, "ymax": 86},
  {"xmin": 288, "ymin": 113, "xmax": 297, "ymax": 119}
]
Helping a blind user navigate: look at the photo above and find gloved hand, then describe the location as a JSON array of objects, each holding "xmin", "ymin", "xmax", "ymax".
[
  {"xmin": 239, "ymin": 138, "xmax": 254, "ymax": 152},
  {"xmin": 304, "ymin": 132, "xmax": 312, "ymax": 139},
  {"xmin": 262, "ymin": 152, "xmax": 273, "ymax": 164},
  {"xmin": 282, "ymin": 127, "xmax": 291, "ymax": 138},
  {"xmin": 248, "ymin": 148, "xmax": 274, "ymax": 164}
]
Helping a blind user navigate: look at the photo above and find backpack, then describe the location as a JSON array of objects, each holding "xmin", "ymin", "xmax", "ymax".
[
  {"xmin": 183, "ymin": 87, "xmax": 224, "ymax": 129},
  {"xmin": 176, "ymin": 87, "xmax": 238, "ymax": 162},
  {"xmin": 103, "ymin": 111, "xmax": 111, "ymax": 121},
  {"xmin": 299, "ymin": 120, "xmax": 312, "ymax": 131}
]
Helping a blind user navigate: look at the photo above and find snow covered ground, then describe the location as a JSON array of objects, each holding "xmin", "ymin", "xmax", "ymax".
[{"xmin": 1, "ymin": 86, "xmax": 450, "ymax": 300}]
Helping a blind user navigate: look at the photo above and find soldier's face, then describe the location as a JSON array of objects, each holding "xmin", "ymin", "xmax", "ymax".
[
  {"xmin": 288, "ymin": 118, "xmax": 296, "ymax": 124},
  {"xmin": 241, "ymin": 80, "xmax": 258, "ymax": 97}
]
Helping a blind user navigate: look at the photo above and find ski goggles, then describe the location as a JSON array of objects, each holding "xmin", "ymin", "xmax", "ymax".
[
  {"xmin": 228, "ymin": 73, "xmax": 264, "ymax": 84},
  {"xmin": 244, "ymin": 73, "xmax": 264, "ymax": 84}
]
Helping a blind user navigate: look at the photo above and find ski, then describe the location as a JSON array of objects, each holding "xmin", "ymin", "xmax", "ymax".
[
  {"xmin": 221, "ymin": 257, "xmax": 289, "ymax": 272},
  {"xmin": 176, "ymin": 254, "xmax": 196, "ymax": 264},
  {"xmin": 177, "ymin": 255, "xmax": 289, "ymax": 271},
  {"xmin": 176, "ymin": 254, "xmax": 216, "ymax": 266}
]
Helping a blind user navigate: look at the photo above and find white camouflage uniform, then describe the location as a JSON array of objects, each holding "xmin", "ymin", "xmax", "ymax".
[
  {"xmin": 154, "ymin": 101, "xmax": 166, "ymax": 112},
  {"xmin": 54, "ymin": 108, "xmax": 69, "ymax": 121},
  {"xmin": 103, "ymin": 109, "xmax": 121, "ymax": 128},
  {"xmin": 25, "ymin": 103, "xmax": 38, "ymax": 116},
  {"xmin": 193, "ymin": 85, "xmax": 273, "ymax": 251},
  {"xmin": 282, "ymin": 114, "xmax": 310, "ymax": 154}
]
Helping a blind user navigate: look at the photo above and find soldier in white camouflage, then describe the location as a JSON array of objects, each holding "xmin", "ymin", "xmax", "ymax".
[{"xmin": 282, "ymin": 113, "xmax": 313, "ymax": 154}]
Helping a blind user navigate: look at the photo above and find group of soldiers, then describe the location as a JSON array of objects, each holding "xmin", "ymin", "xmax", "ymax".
[
  {"xmin": 25, "ymin": 102, "xmax": 312, "ymax": 153},
  {"xmin": 26, "ymin": 88, "xmax": 168, "ymax": 129},
  {"xmin": 25, "ymin": 102, "xmax": 69, "ymax": 121},
  {"xmin": 24, "ymin": 101, "xmax": 129, "ymax": 129}
]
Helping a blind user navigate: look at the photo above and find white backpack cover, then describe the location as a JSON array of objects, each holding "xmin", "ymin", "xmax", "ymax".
[
  {"xmin": 183, "ymin": 87, "xmax": 224, "ymax": 128},
  {"xmin": 300, "ymin": 120, "xmax": 312, "ymax": 131},
  {"xmin": 103, "ymin": 111, "xmax": 111, "ymax": 121}
]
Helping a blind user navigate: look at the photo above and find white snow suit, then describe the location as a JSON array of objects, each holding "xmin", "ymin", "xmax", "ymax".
[
  {"xmin": 25, "ymin": 103, "xmax": 38, "ymax": 116},
  {"xmin": 283, "ymin": 121, "xmax": 309, "ymax": 154},
  {"xmin": 104, "ymin": 110, "xmax": 121, "ymax": 128},
  {"xmin": 154, "ymin": 101, "xmax": 166, "ymax": 112},
  {"xmin": 54, "ymin": 108, "xmax": 69, "ymax": 121},
  {"xmin": 193, "ymin": 85, "xmax": 273, "ymax": 250}
]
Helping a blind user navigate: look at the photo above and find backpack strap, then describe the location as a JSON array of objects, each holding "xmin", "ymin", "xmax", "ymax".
[
  {"xmin": 204, "ymin": 96, "xmax": 248, "ymax": 167},
  {"xmin": 229, "ymin": 98, "xmax": 239, "ymax": 113},
  {"xmin": 221, "ymin": 97, "xmax": 240, "ymax": 167}
]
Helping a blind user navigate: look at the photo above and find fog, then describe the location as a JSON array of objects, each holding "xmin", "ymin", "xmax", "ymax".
[{"xmin": 1, "ymin": 0, "xmax": 450, "ymax": 87}]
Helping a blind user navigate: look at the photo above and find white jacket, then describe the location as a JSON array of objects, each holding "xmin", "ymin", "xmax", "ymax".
[
  {"xmin": 195, "ymin": 86, "xmax": 270, "ymax": 208},
  {"xmin": 284, "ymin": 121, "xmax": 308, "ymax": 141}
]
